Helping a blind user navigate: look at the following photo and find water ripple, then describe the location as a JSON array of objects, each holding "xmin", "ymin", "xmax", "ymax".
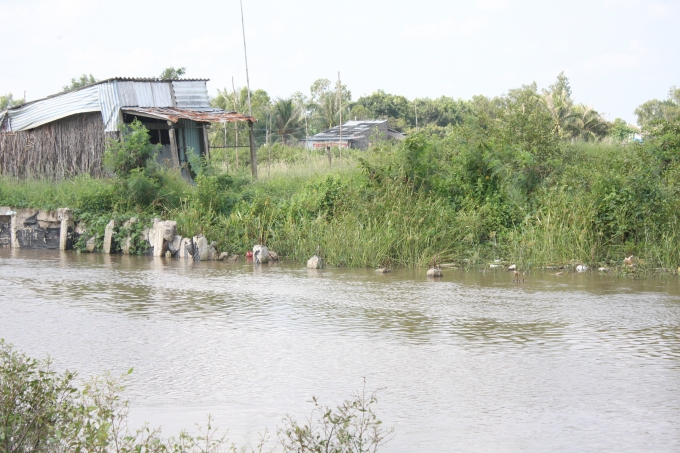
[{"xmin": 1, "ymin": 249, "xmax": 680, "ymax": 453}]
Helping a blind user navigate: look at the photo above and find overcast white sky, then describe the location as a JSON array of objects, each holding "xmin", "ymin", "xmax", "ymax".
[{"xmin": 1, "ymin": 0, "xmax": 678, "ymax": 123}]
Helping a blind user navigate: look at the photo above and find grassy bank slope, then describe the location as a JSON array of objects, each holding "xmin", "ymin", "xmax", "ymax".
[{"xmin": 2, "ymin": 127, "xmax": 680, "ymax": 274}]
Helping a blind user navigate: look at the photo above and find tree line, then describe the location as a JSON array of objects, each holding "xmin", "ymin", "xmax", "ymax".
[
  {"xmin": 211, "ymin": 71, "xmax": 678, "ymax": 147},
  {"xmin": 3, "ymin": 68, "xmax": 678, "ymax": 147}
]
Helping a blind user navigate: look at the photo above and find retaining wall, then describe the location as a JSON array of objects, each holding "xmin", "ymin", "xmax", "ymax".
[{"xmin": 0, "ymin": 207, "xmax": 222, "ymax": 261}]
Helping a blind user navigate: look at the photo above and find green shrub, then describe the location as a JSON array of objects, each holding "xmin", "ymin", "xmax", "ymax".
[
  {"xmin": 103, "ymin": 120, "xmax": 159, "ymax": 177},
  {"xmin": 124, "ymin": 168, "xmax": 160, "ymax": 208},
  {"xmin": 1, "ymin": 341, "xmax": 391, "ymax": 453},
  {"xmin": 195, "ymin": 174, "xmax": 240, "ymax": 215}
]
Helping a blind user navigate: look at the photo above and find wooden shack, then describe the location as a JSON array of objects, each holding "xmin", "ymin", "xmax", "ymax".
[{"xmin": 0, "ymin": 78, "xmax": 257, "ymax": 179}]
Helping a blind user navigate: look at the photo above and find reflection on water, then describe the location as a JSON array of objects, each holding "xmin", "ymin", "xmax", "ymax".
[{"xmin": 2, "ymin": 249, "xmax": 680, "ymax": 452}]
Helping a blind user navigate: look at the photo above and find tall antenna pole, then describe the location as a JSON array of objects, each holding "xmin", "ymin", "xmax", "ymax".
[
  {"xmin": 338, "ymin": 71, "xmax": 342, "ymax": 161},
  {"xmin": 240, "ymin": 0, "xmax": 257, "ymax": 179},
  {"xmin": 240, "ymin": 0, "xmax": 252, "ymax": 117}
]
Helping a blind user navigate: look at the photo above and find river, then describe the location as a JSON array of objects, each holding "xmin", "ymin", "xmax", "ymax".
[{"xmin": 1, "ymin": 249, "xmax": 679, "ymax": 452}]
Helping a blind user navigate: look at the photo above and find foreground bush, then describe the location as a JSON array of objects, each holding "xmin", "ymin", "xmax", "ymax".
[{"xmin": 0, "ymin": 340, "xmax": 391, "ymax": 453}]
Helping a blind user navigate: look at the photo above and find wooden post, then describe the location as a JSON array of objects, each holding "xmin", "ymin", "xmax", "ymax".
[
  {"xmin": 168, "ymin": 127, "xmax": 180, "ymax": 168},
  {"xmin": 202, "ymin": 124, "xmax": 210, "ymax": 160},
  {"xmin": 249, "ymin": 120, "xmax": 258, "ymax": 180},
  {"xmin": 223, "ymin": 123, "xmax": 229, "ymax": 172}
]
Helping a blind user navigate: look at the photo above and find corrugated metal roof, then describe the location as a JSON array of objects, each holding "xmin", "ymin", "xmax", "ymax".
[
  {"xmin": 307, "ymin": 120, "xmax": 389, "ymax": 141},
  {"xmin": 172, "ymin": 81, "xmax": 210, "ymax": 108},
  {"xmin": 0, "ymin": 78, "xmax": 220, "ymax": 132},
  {"xmin": 4, "ymin": 86, "xmax": 100, "ymax": 132},
  {"xmin": 98, "ymin": 80, "xmax": 120, "ymax": 132},
  {"xmin": 0, "ymin": 111, "xmax": 8, "ymax": 133},
  {"xmin": 106, "ymin": 77, "xmax": 209, "ymax": 82},
  {"xmin": 117, "ymin": 81, "xmax": 175, "ymax": 108},
  {"xmin": 122, "ymin": 107, "xmax": 256, "ymax": 123},
  {"xmin": 3, "ymin": 77, "xmax": 209, "ymax": 112}
]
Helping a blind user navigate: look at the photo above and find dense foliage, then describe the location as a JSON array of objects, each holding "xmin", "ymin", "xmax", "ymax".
[
  {"xmin": 159, "ymin": 66, "xmax": 186, "ymax": 80},
  {"xmin": 209, "ymin": 73, "xmax": 635, "ymax": 148},
  {"xmin": 61, "ymin": 74, "xmax": 98, "ymax": 93},
  {"xmin": 0, "ymin": 93, "xmax": 23, "ymax": 111},
  {"xmin": 2, "ymin": 75, "xmax": 679, "ymax": 273}
]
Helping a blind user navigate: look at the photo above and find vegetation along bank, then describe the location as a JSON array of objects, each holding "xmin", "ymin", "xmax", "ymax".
[{"xmin": 2, "ymin": 73, "xmax": 680, "ymax": 275}]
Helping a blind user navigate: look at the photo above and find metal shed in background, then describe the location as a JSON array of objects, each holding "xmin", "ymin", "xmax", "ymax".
[
  {"xmin": 0, "ymin": 78, "xmax": 257, "ymax": 179},
  {"xmin": 304, "ymin": 120, "xmax": 405, "ymax": 150}
]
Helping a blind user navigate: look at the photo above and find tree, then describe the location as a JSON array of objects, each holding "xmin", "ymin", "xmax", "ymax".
[
  {"xmin": 541, "ymin": 72, "xmax": 576, "ymax": 139},
  {"xmin": 548, "ymin": 71, "xmax": 572, "ymax": 100},
  {"xmin": 272, "ymin": 98, "xmax": 301, "ymax": 143},
  {"xmin": 635, "ymin": 87, "xmax": 680, "ymax": 128},
  {"xmin": 569, "ymin": 104, "xmax": 610, "ymax": 142},
  {"xmin": 210, "ymin": 85, "xmax": 271, "ymax": 151},
  {"xmin": 308, "ymin": 78, "xmax": 351, "ymax": 133},
  {"xmin": 211, "ymin": 86, "xmax": 270, "ymax": 123},
  {"xmin": 354, "ymin": 90, "xmax": 410, "ymax": 122},
  {"xmin": 61, "ymin": 74, "xmax": 98, "ymax": 92},
  {"xmin": 291, "ymin": 91, "xmax": 311, "ymax": 138},
  {"xmin": 538, "ymin": 72, "xmax": 612, "ymax": 142},
  {"xmin": 159, "ymin": 67, "xmax": 186, "ymax": 80},
  {"xmin": 610, "ymin": 118, "xmax": 638, "ymax": 142},
  {"xmin": 495, "ymin": 82, "xmax": 560, "ymax": 189},
  {"xmin": 412, "ymin": 96, "xmax": 472, "ymax": 129},
  {"xmin": 0, "ymin": 93, "xmax": 23, "ymax": 111}
]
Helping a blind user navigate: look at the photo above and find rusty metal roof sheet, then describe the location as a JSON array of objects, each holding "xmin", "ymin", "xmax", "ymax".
[{"xmin": 122, "ymin": 107, "xmax": 257, "ymax": 123}]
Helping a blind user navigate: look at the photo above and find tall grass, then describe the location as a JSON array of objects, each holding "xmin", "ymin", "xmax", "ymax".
[{"xmin": 3, "ymin": 135, "xmax": 680, "ymax": 272}]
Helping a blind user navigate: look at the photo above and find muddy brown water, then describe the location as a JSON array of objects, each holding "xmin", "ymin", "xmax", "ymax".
[{"xmin": 1, "ymin": 249, "xmax": 679, "ymax": 452}]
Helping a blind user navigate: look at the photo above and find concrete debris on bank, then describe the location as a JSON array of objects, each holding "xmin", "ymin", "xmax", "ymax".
[
  {"xmin": 307, "ymin": 255, "xmax": 323, "ymax": 269},
  {"xmin": 0, "ymin": 207, "xmax": 253, "ymax": 263},
  {"xmin": 1, "ymin": 207, "xmax": 73, "ymax": 250},
  {"xmin": 426, "ymin": 267, "xmax": 443, "ymax": 278},
  {"xmin": 253, "ymin": 245, "xmax": 269, "ymax": 264}
]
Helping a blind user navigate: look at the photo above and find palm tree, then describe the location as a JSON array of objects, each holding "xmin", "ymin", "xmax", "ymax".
[
  {"xmin": 272, "ymin": 98, "xmax": 301, "ymax": 144},
  {"xmin": 542, "ymin": 89, "xmax": 576, "ymax": 139},
  {"xmin": 310, "ymin": 91, "xmax": 339, "ymax": 131},
  {"xmin": 569, "ymin": 104, "xmax": 610, "ymax": 142}
]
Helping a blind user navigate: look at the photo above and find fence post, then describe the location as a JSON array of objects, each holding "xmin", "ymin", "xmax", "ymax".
[{"xmin": 249, "ymin": 120, "xmax": 258, "ymax": 180}]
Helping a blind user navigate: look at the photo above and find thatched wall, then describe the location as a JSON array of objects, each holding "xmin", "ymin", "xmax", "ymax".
[{"xmin": 0, "ymin": 112, "xmax": 115, "ymax": 179}]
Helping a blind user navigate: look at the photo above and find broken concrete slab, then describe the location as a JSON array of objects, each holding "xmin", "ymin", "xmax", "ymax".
[
  {"xmin": 253, "ymin": 245, "xmax": 269, "ymax": 264},
  {"xmin": 103, "ymin": 220, "xmax": 116, "ymax": 254},
  {"xmin": 307, "ymin": 255, "xmax": 323, "ymax": 269},
  {"xmin": 0, "ymin": 207, "xmax": 12, "ymax": 248},
  {"xmin": 11, "ymin": 209, "xmax": 61, "ymax": 249},
  {"xmin": 167, "ymin": 235, "xmax": 182, "ymax": 257},
  {"xmin": 57, "ymin": 208, "xmax": 73, "ymax": 250},
  {"xmin": 148, "ymin": 219, "xmax": 177, "ymax": 257},
  {"xmin": 192, "ymin": 235, "xmax": 213, "ymax": 261},
  {"xmin": 179, "ymin": 237, "xmax": 192, "ymax": 259}
]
